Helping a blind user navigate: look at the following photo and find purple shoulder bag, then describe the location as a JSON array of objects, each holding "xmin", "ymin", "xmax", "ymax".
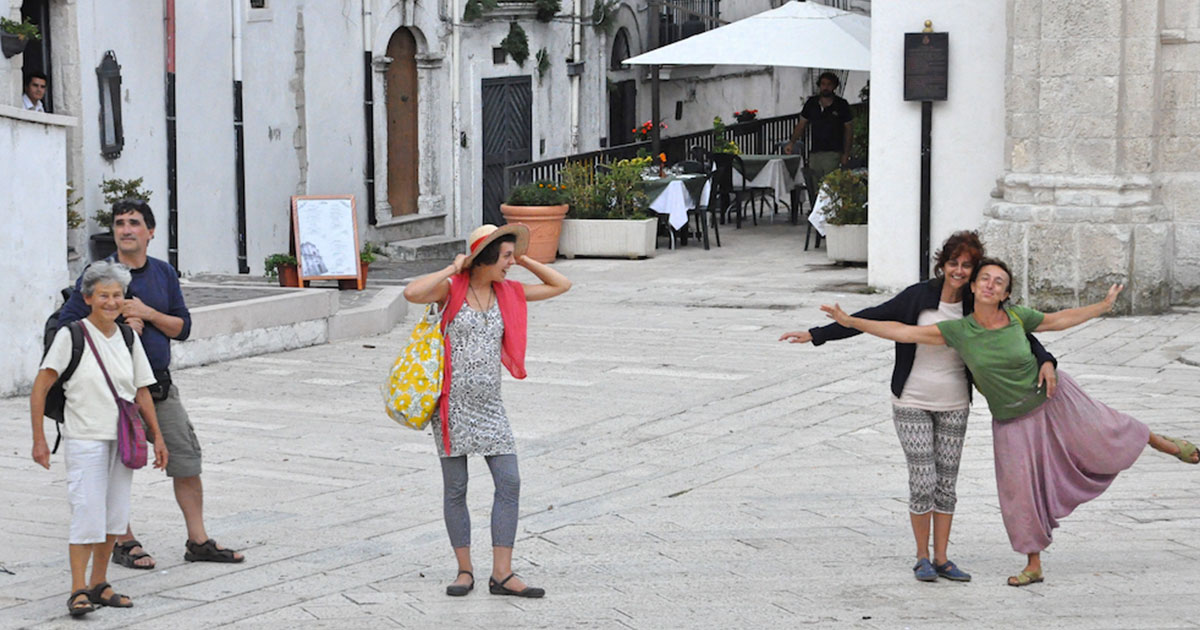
[{"xmin": 80, "ymin": 325, "xmax": 148, "ymax": 470}]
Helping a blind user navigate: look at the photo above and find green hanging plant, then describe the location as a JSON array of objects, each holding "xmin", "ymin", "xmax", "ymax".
[
  {"xmin": 536, "ymin": 47, "xmax": 550, "ymax": 82},
  {"xmin": 500, "ymin": 22, "xmax": 529, "ymax": 67},
  {"xmin": 1, "ymin": 16, "xmax": 41, "ymax": 40},
  {"xmin": 534, "ymin": 0, "xmax": 561, "ymax": 22},
  {"xmin": 462, "ymin": 0, "xmax": 499, "ymax": 22},
  {"xmin": 591, "ymin": 0, "xmax": 618, "ymax": 35}
]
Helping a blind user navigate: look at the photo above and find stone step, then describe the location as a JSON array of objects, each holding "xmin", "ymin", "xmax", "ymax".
[
  {"xmin": 386, "ymin": 235, "xmax": 465, "ymax": 262},
  {"xmin": 369, "ymin": 212, "xmax": 447, "ymax": 242}
]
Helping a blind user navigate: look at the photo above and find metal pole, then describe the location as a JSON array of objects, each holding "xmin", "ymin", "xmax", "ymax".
[
  {"xmin": 919, "ymin": 100, "xmax": 932, "ymax": 281},
  {"xmin": 649, "ymin": 1, "xmax": 661, "ymax": 155}
]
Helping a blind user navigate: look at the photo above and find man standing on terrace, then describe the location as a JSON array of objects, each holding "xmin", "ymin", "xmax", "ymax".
[{"xmin": 784, "ymin": 71, "xmax": 854, "ymax": 191}]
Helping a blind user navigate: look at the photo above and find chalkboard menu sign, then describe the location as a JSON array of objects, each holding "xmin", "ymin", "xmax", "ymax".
[{"xmin": 904, "ymin": 32, "xmax": 949, "ymax": 101}]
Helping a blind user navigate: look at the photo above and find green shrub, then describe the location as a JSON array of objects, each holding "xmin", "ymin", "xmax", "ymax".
[
  {"xmin": 507, "ymin": 180, "xmax": 568, "ymax": 206},
  {"xmin": 821, "ymin": 170, "xmax": 868, "ymax": 225},
  {"xmin": 93, "ymin": 177, "xmax": 153, "ymax": 229},
  {"xmin": 264, "ymin": 253, "xmax": 297, "ymax": 278}
]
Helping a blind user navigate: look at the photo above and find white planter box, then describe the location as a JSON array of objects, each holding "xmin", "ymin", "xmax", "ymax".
[
  {"xmin": 825, "ymin": 224, "xmax": 868, "ymax": 263},
  {"xmin": 558, "ymin": 218, "xmax": 657, "ymax": 259}
]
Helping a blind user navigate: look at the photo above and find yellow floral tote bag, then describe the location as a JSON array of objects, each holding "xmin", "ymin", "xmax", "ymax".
[{"xmin": 383, "ymin": 303, "xmax": 443, "ymax": 430}]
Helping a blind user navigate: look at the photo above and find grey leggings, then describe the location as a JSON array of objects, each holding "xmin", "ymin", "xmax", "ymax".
[
  {"xmin": 440, "ymin": 454, "xmax": 520, "ymax": 548},
  {"xmin": 892, "ymin": 405, "xmax": 969, "ymax": 514}
]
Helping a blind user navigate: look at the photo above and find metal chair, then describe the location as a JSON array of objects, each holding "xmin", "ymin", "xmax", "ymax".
[
  {"xmin": 687, "ymin": 170, "xmax": 720, "ymax": 249},
  {"xmin": 709, "ymin": 152, "xmax": 759, "ymax": 229}
]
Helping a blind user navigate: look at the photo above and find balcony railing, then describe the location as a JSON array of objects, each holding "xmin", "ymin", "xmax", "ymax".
[
  {"xmin": 504, "ymin": 112, "xmax": 802, "ymax": 195},
  {"xmin": 654, "ymin": 0, "xmax": 723, "ymax": 48}
]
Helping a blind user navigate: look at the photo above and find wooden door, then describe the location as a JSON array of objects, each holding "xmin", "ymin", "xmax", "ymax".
[
  {"xmin": 608, "ymin": 80, "xmax": 636, "ymax": 147},
  {"xmin": 481, "ymin": 76, "xmax": 532, "ymax": 226},
  {"xmin": 385, "ymin": 29, "xmax": 419, "ymax": 217}
]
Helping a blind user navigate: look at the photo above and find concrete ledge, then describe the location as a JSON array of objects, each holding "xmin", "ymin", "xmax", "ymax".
[
  {"xmin": 186, "ymin": 287, "xmax": 339, "ymax": 339},
  {"xmin": 328, "ymin": 286, "xmax": 408, "ymax": 342},
  {"xmin": 0, "ymin": 104, "xmax": 78, "ymax": 127},
  {"xmin": 169, "ymin": 284, "xmax": 405, "ymax": 370},
  {"xmin": 173, "ymin": 320, "xmax": 328, "ymax": 369}
]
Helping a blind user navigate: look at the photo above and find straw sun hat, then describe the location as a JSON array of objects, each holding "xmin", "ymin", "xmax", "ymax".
[{"xmin": 462, "ymin": 223, "xmax": 530, "ymax": 268}]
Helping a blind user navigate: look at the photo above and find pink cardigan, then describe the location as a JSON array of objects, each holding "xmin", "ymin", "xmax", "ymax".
[{"xmin": 437, "ymin": 273, "xmax": 528, "ymax": 455}]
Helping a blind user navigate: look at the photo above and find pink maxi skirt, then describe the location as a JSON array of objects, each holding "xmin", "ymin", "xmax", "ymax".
[{"xmin": 992, "ymin": 371, "xmax": 1150, "ymax": 553}]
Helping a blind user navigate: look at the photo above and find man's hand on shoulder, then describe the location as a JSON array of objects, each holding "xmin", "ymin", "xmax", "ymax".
[
  {"xmin": 125, "ymin": 317, "xmax": 145, "ymax": 335},
  {"xmin": 122, "ymin": 296, "xmax": 158, "ymax": 322}
]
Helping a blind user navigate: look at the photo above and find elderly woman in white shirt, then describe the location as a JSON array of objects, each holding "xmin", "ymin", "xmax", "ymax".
[{"xmin": 30, "ymin": 261, "xmax": 168, "ymax": 618}]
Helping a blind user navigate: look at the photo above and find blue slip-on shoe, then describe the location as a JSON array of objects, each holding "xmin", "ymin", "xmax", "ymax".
[
  {"xmin": 913, "ymin": 558, "xmax": 937, "ymax": 582},
  {"xmin": 935, "ymin": 560, "xmax": 972, "ymax": 582}
]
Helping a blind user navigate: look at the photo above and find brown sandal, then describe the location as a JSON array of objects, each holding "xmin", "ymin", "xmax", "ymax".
[
  {"xmin": 67, "ymin": 589, "xmax": 94, "ymax": 617},
  {"xmin": 88, "ymin": 581, "xmax": 133, "ymax": 607},
  {"xmin": 184, "ymin": 539, "xmax": 244, "ymax": 563}
]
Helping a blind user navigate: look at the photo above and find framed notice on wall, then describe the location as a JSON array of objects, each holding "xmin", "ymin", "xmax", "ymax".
[{"xmin": 291, "ymin": 195, "xmax": 360, "ymax": 283}]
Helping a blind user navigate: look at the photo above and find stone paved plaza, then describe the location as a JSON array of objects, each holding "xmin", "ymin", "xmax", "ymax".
[{"xmin": 3, "ymin": 222, "xmax": 1200, "ymax": 629}]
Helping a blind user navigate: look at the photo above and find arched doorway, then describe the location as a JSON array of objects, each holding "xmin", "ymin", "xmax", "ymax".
[
  {"xmin": 607, "ymin": 28, "xmax": 636, "ymax": 147},
  {"xmin": 385, "ymin": 29, "xmax": 419, "ymax": 217}
]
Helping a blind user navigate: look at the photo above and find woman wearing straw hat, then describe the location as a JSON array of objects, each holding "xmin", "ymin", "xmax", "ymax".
[{"xmin": 403, "ymin": 223, "xmax": 571, "ymax": 599}]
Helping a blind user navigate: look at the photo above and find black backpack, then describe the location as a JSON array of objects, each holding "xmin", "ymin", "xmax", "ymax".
[{"xmin": 42, "ymin": 288, "xmax": 134, "ymax": 453}]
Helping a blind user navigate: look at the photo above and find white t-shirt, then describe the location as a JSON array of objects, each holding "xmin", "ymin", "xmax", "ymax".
[
  {"xmin": 23, "ymin": 93, "xmax": 44, "ymax": 112},
  {"xmin": 40, "ymin": 319, "xmax": 156, "ymax": 440},
  {"xmin": 892, "ymin": 301, "xmax": 970, "ymax": 411}
]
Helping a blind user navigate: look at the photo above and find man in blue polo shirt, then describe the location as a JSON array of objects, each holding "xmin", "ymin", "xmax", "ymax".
[{"xmin": 59, "ymin": 199, "xmax": 244, "ymax": 568}]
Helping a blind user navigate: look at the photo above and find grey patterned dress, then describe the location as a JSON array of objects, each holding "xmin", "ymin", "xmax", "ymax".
[{"xmin": 432, "ymin": 302, "xmax": 516, "ymax": 457}]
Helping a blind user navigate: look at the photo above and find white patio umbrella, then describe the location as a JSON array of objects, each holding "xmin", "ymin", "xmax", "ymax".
[{"xmin": 623, "ymin": 1, "xmax": 870, "ymax": 71}]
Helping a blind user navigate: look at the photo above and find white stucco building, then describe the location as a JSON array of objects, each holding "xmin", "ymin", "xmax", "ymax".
[
  {"xmin": 2, "ymin": 0, "xmax": 843, "ymax": 395},
  {"xmin": 869, "ymin": 0, "xmax": 1199, "ymax": 315}
]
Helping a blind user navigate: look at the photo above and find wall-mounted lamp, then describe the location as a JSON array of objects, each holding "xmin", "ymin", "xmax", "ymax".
[{"xmin": 96, "ymin": 50, "xmax": 124, "ymax": 159}]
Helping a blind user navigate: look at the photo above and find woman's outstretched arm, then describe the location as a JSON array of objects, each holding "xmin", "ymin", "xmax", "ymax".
[
  {"xmin": 1036, "ymin": 284, "xmax": 1123, "ymax": 332},
  {"xmin": 820, "ymin": 303, "xmax": 946, "ymax": 345}
]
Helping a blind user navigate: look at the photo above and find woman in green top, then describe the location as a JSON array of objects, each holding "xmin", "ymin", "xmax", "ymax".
[{"xmin": 822, "ymin": 258, "xmax": 1199, "ymax": 587}]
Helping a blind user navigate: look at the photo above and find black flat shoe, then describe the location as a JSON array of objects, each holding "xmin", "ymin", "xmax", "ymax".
[
  {"xmin": 446, "ymin": 570, "xmax": 474, "ymax": 597},
  {"xmin": 488, "ymin": 573, "xmax": 544, "ymax": 598}
]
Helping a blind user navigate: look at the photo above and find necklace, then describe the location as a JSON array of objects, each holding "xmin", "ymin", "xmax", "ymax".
[{"xmin": 468, "ymin": 283, "xmax": 492, "ymax": 311}]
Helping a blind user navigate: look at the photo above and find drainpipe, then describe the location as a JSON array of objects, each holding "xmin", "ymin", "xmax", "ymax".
[
  {"xmin": 363, "ymin": 0, "xmax": 377, "ymax": 225},
  {"xmin": 569, "ymin": 0, "xmax": 582, "ymax": 152},
  {"xmin": 165, "ymin": 0, "xmax": 179, "ymax": 269},
  {"xmin": 231, "ymin": 0, "xmax": 249, "ymax": 273},
  {"xmin": 450, "ymin": 0, "xmax": 462, "ymax": 236}
]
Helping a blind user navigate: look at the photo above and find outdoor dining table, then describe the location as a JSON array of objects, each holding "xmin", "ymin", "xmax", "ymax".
[
  {"xmin": 731, "ymin": 153, "xmax": 803, "ymax": 223},
  {"xmin": 645, "ymin": 173, "xmax": 709, "ymax": 230}
]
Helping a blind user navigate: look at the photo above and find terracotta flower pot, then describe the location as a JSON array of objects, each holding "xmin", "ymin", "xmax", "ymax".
[
  {"xmin": 277, "ymin": 263, "xmax": 300, "ymax": 287},
  {"xmin": 499, "ymin": 203, "xmax": 569, "ymax": 263}
]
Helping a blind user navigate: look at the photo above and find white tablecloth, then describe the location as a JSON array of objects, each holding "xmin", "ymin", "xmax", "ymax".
[
  {"xmin": 808, "ymin": 188, "xmax": 830, "ymax": 236},
  {"xmin": 648, "ymin": 177, "xmax": 711, "ymax": 229},
  {"xmin": 731, "ymin": 157, "xmax": 798, "ymax": 202}
]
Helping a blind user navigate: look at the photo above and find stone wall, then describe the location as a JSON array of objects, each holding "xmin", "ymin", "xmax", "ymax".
[
  {"xmin": 981, "ymin": 0, "xmax": 1179, "ymax": 314},
  {"xmin": 1161, "ymin": 0, "xmax": 1200, "ymax": 303}
]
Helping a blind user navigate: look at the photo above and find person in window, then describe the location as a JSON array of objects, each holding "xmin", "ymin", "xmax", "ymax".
[
  {"xmin": 784, "ymin": 71, "xmax": 853, "ymax": 189},
  {"xmin": 821, "ymin": 259, "xmax": 1199, "ymax": 587},
  {"xmin": 23, "ymin": 72, "xmax": 47, "ymax": 112}
]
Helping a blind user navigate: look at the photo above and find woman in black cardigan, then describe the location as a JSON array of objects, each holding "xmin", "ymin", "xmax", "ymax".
[{"xmin": 780, "ymin": 231, "xmax": 1058, "ymax": 583}]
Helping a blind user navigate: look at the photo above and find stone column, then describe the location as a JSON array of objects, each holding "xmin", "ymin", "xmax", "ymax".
[{"xmin": 982, "ymin": 0, "xmax": 1169, "ymax": 314}]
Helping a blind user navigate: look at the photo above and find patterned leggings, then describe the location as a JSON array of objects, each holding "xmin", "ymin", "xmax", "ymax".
[
  {"xmin": 892, "ymin": 405, "xmax": 970, "ymax": 514},
  {"xmin": 440, "ymin": 454, "xmax": 520, "ymax": 548}
]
